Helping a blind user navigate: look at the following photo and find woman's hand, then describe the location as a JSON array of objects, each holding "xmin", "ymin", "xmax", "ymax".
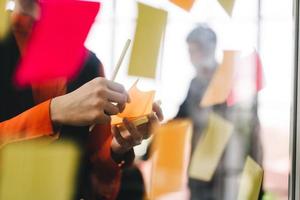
[
  {"xmin": 50, "ymin": 77, "xmax": 130, "ymax": 127},
  {"xmin": 111, "ymin": 102, "xmax": 164, "ymax": 154}
]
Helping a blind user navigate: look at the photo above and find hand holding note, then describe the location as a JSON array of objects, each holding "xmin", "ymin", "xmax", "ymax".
[
  {"xmin": 110, "ymin": 81, "xmax": 163, "ymax": 154},
  {"xmin": 111, "ymin": 80, "xmax": 156, "ymax": 125},
  {"xmin": 89, "ymin": 39, "xmax": 132, "ymax": 132},
  {"xmin": 111, "ymin": 102, "xmax": 163, "ymax": 154},
  {"xmin": 50, "ymin": 77, "xmax": 130, "ymax": 127}
]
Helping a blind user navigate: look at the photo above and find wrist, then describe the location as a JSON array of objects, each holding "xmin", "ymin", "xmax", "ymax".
[
  {"xmin": 110, "ymin": 147, "xmax": 135, "ymax": 168},
  {"xmin": 50, "ymin": 97, "xmax": 64, "ymax": 126},
  {"xmin": 111, "ymin": 137, "xmax": 131, "ymax": 155}
]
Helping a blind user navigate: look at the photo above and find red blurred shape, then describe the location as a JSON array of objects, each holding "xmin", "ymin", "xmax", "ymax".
[
  {"xmin": 227, "ymin": 51, "xmax": 264, "ymax": 106},
  {"xmin": 15, "ymin": 0, "xmax": 100, "ymax": 87}
]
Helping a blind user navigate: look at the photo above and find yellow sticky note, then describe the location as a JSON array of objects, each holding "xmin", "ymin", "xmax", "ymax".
[
  {"xmin": 189, "ymin": 112, "xmax": 233, "ymax": 181},
  {"xmin": 238, "ymin": 156, "xmax": 263, "ymax": 200},
  {"xmin": 170, "ymin": 0, "xmax": 195, "ymax": 11},
  {"xmin": 112, "ymin": 80, "xmax": 155, "ymax": 125},
  {"xmin": 218, "ymin": 0, "xmax": 236, "ymax": 16},
  {"xmin": 201, "ymin": 51, "xmax": 239, "ymax": 107},
  {"xmin": 128, "ymin": 3, "xmax": 168, "ymax": 79},
  {"xmin": 150, "ymin": 120, "xmax": 192, "ymax": 199},
  {"xmin": 0, "ymin": 141, "xmax": 80, "ymax": 200},
  {"xmin": 0, "ymin": 0, "xmax": 10, "ymax": 40}
]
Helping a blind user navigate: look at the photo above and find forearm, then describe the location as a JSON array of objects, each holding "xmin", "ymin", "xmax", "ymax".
[{"xmin": 0, "ymin": 100, "xmax": 55, "ymax": 146}]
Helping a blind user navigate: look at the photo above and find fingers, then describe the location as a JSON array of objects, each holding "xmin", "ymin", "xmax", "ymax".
[
  {"xmin": 106, "ymin": 80, "xmax": 125, "ymax": 93},
  {"xmin": 94, "ymin": 111, "xmax": 111, "ymax": 125},
  {"xmin": 112, "ymin": 126, "xmax": 130, "ymax": 148},
  {"xmin": 112, "ymin": 119, "xmax": 143, "ymax": 150},
  {"xmin": 106, "ymin": 80, "xmax": 131, "ymax": 103},
  {"xmin": 107, "ymin": 90, "xmax": 128, "ymax": 105},
  {"xmin": 148, "ymin": 113, "xmax": 159, "ymax": 127},
  {"xmin": 139, "ymin": 113, "xmax": 159, "ymax": 139},
  {"xmin": 123, "ymin": 118, "xmax": 143, "ymax": 145},
  {"xmin": 152, "ymin": 102, "xmax": 164, "ymax": 121},
  {"xmin": 103, "ymin": 102, "xmax": 120, "ymax": 115},
  {"xmin": 118, "ymin": 103, "xmax": 126, "ymax": 113}
]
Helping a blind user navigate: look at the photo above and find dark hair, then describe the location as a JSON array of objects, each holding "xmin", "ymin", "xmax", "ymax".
[
  {"xmin": 19, "ymin": 0, "xmax": 36, "ymax": 12},
  {"xmin": 186, "ymin": 24, "xmax": 217, "ymax": 56}
]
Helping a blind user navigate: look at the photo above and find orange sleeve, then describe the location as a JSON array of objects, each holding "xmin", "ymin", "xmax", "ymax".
[
  {"xmin": 88, "ymin": 124, "xmax": 122, "ymax": 200},
  {"xmin": 89, "ymin": 121, "xmax": 135, "ymax": 200},
  {"xmin": 0, "ymin": 100, "xmax": 54, "ymax": 147}
]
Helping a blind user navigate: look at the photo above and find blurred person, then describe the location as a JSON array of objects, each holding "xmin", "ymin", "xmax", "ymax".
[
  {"xmin": 176, "ymin": 25, "xmax": 264, "ymax": 200},
  {"xmin": 0, "ymin": 0, "xmax": 163, "ymax": 199},
  {"xmin": 176, "ymin": 25, "xmax": 221, "ymax": 150},
  {"xmin": 118, "ymin": 25, "xmax": 223, "ymax": 200},
  {"xmin": 175, "ymin": 24, "xmax": 226, "ymax": 200}
]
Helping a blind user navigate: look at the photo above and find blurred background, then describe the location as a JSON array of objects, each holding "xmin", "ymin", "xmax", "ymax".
[
  {"xmin": 85, "ymin": 0, "xmax": 293, "ymax": 199},
  {"xmin": 0, "ymin": 0, "xmax": 293, "ymax": 199}
]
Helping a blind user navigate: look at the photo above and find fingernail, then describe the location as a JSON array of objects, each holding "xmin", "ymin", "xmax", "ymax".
[
  {"xmin": 123, "ymin": 118, "xmax": 129, "ymax": 123},
  {"xmin": 127, "ymin": 94, "xmax": 131, "ymax": 103}
]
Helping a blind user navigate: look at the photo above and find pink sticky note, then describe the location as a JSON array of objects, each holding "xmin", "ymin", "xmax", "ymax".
[
  {"xmin": 15, "ymin": 0, "xmax": 100, "ymax": 87},
  {"xmin": 227, "ymin": 51, "xmax": 264, "ymax": 106}
]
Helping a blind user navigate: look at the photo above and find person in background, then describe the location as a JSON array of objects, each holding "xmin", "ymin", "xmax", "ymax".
[
  {"xmin": 176, "ymin": 25, "xmax": 264, "ymax": 200},
  {"xmin": 176, "ymin": 25, "xmax": 228, "ymax": 200},
  {"xmin": 0, "ymin": 0, "xmax": 163, "ymax": 199}
]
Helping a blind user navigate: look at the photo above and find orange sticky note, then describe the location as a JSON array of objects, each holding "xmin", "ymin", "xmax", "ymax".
[
  {"xmin": 150, "ymin": 120, "xmax": 192, "ymax": 199},
  {"xmin": 111, "ymin": 80, "xmax": 155, "ymax": 125},
  {"xmin": 200, "ymin": 51, "xmax": 239, "ymax": 107},
  {"xmin": 170, "ymin": 0, "xmax": 195, "ymax": 11}
]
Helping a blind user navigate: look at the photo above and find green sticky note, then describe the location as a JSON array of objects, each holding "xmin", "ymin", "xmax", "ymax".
[
  {"xmin": 218, "ymin": 0, "xmax": 236, "ymax": 16},
  {"xmin": 238, "ymin": 156, "xmax": 264, "ymax": 200},
  {"xmin": 128, "ymin": 3, "xmax": 168, "ymax": 79},
  {"xmin": 189, "ymin": 112, "xmax": 233, "ymax": 181},
  {"xmin": 0, "ymin": 141, "xmax": 80, "ymax": 200},
  {"xmin": 0, "ymin": 0, "xmax": 10, "ymax": 39}
]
